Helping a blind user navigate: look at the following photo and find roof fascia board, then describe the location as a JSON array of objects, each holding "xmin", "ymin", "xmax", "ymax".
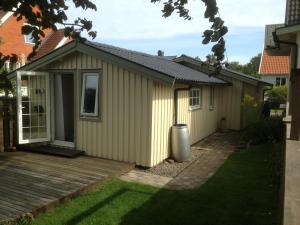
[
  {"xmin": 220, "ymin": 70, "xmax": 258, "ymax": 86},
  {"xmin": 76, "ymin": 43, "xmax": 175, "ymax": 85},
  {"xmin": 260, "ymin": 73, "xmax": 289, "ymax": 76},
  {"xmin": 176, "ymin": 80, "xmax": 231, "ymax": 86},
  {"xmin": 175, "ymin": 56, "xmax": 260, "ymax": 86},
  {"xmin": 8, "ymin": 41, "xmax": 175, "ymax": 85},
  {"xmin": 276, "ymin": 24, "xmax": 300, "ymax": 36}
]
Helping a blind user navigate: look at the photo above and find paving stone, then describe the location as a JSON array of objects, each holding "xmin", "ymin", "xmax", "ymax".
[{"xmin": 120, "ymin": 132, "xmax": 241, "ymax": 190}]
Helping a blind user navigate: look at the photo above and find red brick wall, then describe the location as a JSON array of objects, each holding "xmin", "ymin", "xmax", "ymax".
[{"xmin": 0, "ymin": 12, "xmax": 50, "ymax": 59}]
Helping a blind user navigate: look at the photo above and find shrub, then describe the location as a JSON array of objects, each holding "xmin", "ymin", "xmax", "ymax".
[
  {"xmin": 243, "ymin": 116, "xmax": 284, "ymax": 145},
  {"xmin": 242, "ymin": 94, "xmax": 260, "ymax": 127},
  {"xmin": 266, "ymin": 86, "xmax": 287, "ymax": 108}
]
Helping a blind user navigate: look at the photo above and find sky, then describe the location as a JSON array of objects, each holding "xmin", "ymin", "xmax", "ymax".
[{"xmin": 66, "ymin": 0, "xmax": 286, "ymax": 64}]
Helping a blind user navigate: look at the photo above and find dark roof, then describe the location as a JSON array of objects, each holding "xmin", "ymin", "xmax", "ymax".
[
  {"xmin": 86, "ymin": 41, "xmax": 227, "ymax": 85},
  {"xmin": 286, "ymin": 0, "xmax": 300, "ymax": 25},
  {"xmin": 173, "ymin": 54, "xmax": 272, "ymax": 85},
  {"xmin": 31, "ymin": 29, "xmax": 67, "ymax": 61}
]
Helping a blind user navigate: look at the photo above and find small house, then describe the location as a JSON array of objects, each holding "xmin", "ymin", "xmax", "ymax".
[{"xmin": 8, "ymin": 41, "xmax": 271, "ymax": 167}]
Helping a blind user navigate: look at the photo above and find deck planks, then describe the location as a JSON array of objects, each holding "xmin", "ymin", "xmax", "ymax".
[{"xmin": 0, "ymin": 151, "xmax": 133, "ymax": 223}]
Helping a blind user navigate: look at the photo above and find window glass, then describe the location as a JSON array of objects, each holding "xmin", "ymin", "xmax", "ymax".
[
  {"xmin": 275, "ymin": 77, "xmax": 281, "ymax": 86},
  {"xmin": 189, "ymin": 88, "xmax": 202, "ymax": 109},
  {"xmin": 81, "ymin": 72, "xmax": 99, "ymax": 116},
  {"xmin": 24, "ymin": 32, "xmax": 35, "ymax": 44}
]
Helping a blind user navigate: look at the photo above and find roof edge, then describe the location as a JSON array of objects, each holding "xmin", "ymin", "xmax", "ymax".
[{"xmin": 174, "ymin": 55, "xmax": 273, "ymax": 86}]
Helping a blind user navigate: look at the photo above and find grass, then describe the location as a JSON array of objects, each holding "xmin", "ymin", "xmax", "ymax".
[{"xmin": 20, "ymin": 143, "xmax": 282, "ymax": 225}]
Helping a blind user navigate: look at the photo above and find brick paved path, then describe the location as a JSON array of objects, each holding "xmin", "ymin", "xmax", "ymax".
[{"xmin": 121, "ymin": 132, "xmax": 240, "ymax": 190}]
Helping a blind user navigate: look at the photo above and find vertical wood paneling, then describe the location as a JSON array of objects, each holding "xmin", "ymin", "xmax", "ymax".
[
  {"xmin": 177, "ymin": 86, "xmax": 221, "ymax": 145},
  {"xmin": 47, "ymin": 52, "xmax": 153, "ymax": 167},
  {"xmin": 118, "ymin": 68, "xmax": 124, "ymax": 161},
  {"xmin": 218, "ymin": 78, "xmax": 242, "ymax": 130},
  {"xmin": 150, "ymin": 83, "xmax": 174, "ymax": 166},
  {"xmin": 123, "ymin": 70, "xmax": 129, "ymax": 162}
]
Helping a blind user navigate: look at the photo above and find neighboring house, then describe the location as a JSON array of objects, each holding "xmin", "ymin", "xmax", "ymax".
[
  {"xmin": 7, "ymin": 41, "xmax": 271, "ymax": 167},
  {"xmin": 273, "ymin": 0, "xmax": 300, "ymax": 225},
  {"xmin": 259, "ymin": 24, "xmax": 290, "ymax": 86},
  {"xmin": 0, "ymin": 9, "xmax": 69, "ymax": 68},
  {"xmin": 174, "ymin": 55, "xmax": 272, "ymax": 130}
]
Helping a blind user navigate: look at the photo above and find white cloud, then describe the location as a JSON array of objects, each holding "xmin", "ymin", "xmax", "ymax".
[{"xmin": 66, "ymin": 0, "xmax": 286, "ymax": 40}]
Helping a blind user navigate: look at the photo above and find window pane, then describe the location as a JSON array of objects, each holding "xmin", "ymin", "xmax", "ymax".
[
  {"xmin": 82, "ymin": 73, "xmax": 98, "ymax": 114},
  {"xmin": 24, "ymin": 33, "xmax": 35, "ymax": 44}
]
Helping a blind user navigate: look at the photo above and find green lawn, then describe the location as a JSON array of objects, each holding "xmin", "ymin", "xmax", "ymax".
[{"xmin": 24, "ymin": 143, "xmax": 282, "ymax": 225}]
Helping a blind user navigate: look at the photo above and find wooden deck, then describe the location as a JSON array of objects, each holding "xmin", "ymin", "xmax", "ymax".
[{"xmin": 0, "ymin": 151, "xmax": 134, "ymax": 223}]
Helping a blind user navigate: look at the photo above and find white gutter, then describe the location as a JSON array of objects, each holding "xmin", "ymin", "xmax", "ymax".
[
  {"xmin": 55, "ymin": 37, "xmax": 68, "ymax": 49},
  {"xmin": 0, "ymin": 12, "xmax": 13, "ymax": 25}
]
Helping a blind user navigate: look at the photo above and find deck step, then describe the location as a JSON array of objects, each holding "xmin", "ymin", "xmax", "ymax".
[{"xmin": 17, "ymin": 145, "xmax": 85, "ymax": 158}]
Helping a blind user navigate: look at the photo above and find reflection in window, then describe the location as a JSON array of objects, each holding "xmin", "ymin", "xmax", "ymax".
[
  {"xmin": 80, "ymin": 72, "xmax": 99, "ymax": 117},
  {"xmin": 24, "ymin": 32, "xmax": 35, "ymax": 44}
]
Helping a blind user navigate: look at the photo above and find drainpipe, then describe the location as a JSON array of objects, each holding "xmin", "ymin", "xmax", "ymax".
[
  {"xmin": 174, "ymin": 87, "xmax": 191, "ymax": 125},
  {"xmin": 273, "ymin": 31, "xmax": 299, "ymax": 140}
]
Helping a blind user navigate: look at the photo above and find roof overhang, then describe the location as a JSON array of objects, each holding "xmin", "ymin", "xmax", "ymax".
[
  {"xmin": 174, "ymin": 55, "xmax": 272, "ymax": 87},
  {"xmin": 7, "ymin": 41, "xmax": 175, "ymax": 85},
  {"xmin": 275, "ymin": 24, "xmax": 300, "ymax": 42},
  {"xmin": 7, "ymin": 41, "xmax": 230, "ymax": 86}
]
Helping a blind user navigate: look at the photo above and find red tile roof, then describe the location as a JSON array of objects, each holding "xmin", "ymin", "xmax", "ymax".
[
  {"xmin": 259, "ymin": 49, "xmax": 290, "ymax": 75},
  {"xmin": 31, "ymin": 29, "xmax": 69, "ymax": 61}
]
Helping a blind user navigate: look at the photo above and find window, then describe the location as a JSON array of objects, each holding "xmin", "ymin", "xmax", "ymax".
[
  {"xmin": 24, "ymin": 32, "xmax": 35, "ymax": 44},
  {"xmin": 275, "ymin": 77, "xmax": 281, "ymax": 86},
  {"xmin": 209, "ymin": 86, "xmax": 215, "ymax": 110},
  {"xmin": 281, "ymin": 78, "xmax": 286, "ymax": 86},
  {"xmin": 189, "ymin": 88, "xmax": 202, "ymax": 110},
  {"xmin": 23, "ymin": 23, "xmax": 35, "ymax": 44},
  {"xmin": 80, "ymin": 72, "xmax": 99, "ymax": 117}
]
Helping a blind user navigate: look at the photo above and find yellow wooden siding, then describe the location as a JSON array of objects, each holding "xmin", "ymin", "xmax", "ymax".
[
  {"xmin": 149, "ymin": 84, "xmax": 224, "ymax": 166},
  {"xmin": 218, "ymin": 79, "xmax": 243, "ymax": 130},
  {"xmin": 47, "ymin": 52, "xmax": 153, "ymax": 167},
  {"xmin": 150, "ymin": 82, "xmax": 174, "ymax": 166},
  {"xmin": 177, "ymin": 86, "xmax": 221, "ymax": 144}
]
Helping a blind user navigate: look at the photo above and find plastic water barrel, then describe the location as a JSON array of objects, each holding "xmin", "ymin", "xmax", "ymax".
[{"xmin": 171, "ymin": 124, "xmax": 190, "ymax": 162}]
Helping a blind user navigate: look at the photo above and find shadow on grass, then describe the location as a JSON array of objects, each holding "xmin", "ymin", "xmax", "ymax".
[
  {"xmin": 118, "ymin": 144, "xmax": 282, "ymax": 225},
  {"xmin": 30, "ymin": 144, "xmax": 282, "ymax": 225},
  {"xmin": 64, "ymin": 189, "xmax": 127, "ymax": 225}
]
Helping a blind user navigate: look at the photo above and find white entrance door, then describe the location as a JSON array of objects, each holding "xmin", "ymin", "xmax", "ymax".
[{"xmin": 17, "ymin": 71, "xmax": 50, "ymax": 144}]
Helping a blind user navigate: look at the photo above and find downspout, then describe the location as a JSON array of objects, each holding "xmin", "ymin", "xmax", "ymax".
[
  {"xmin": 172, "ymin": 78, "xmax": 191, "ymax": 125},
  {"xmin": 174, "ymin": 87, "xmax": 191, "ymax": 125},
  {"xmin": 273, "ymin": 31, "xmax": 299, "ymax": 139}
]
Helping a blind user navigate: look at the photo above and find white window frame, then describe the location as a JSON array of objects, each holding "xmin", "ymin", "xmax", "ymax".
[
  {"xmin": 17, "ymin": 71, "xmax": 51, "ymax": 144},
  {"xmin": 80, "ymin": 72, "xmax": 99, "ymax": 117},
  {"xmin": 23, "ymin": 23, "xmax": 35, "ymax": 45},
  {"xmin": 209, "ymin": 86, "xmax": 215, "ymax": 111},
  {"xmin": 189, "ymin": 88, "xmax": 202, "ymax": 110}
]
